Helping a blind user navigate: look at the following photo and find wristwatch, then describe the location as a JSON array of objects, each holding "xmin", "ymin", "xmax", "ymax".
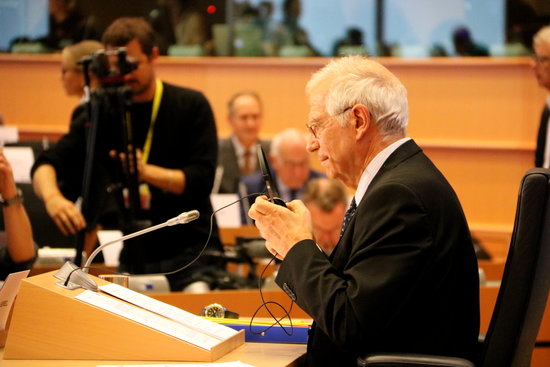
[
  {"xmin": 201, "ymin": 303, "xmax": 239, "ymax": 319},
  {"xmin": 0, "ymin": 188, "xmax": 23, "ymax": 207}
]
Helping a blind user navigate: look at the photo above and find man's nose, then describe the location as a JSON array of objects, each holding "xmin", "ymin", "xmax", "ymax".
[{"xmin": 307, "ymin": 135, "xmax": 319, "ymax": 152}]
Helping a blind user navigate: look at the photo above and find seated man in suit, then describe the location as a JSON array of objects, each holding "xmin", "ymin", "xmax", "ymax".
[
  {"xmin": 215, "ymin": 91, "xmax": 270, "ymax": 194},
  {"xmin": 302, "ymin": 177, "xmax": 348, "ymax": 256},
  {"xmin": 242, "ymin": 127, "xmax": 324, "ymax": 203},
  {"xmin": 249, "ymin": 56, "xmax": 479, "ymax": 366}
]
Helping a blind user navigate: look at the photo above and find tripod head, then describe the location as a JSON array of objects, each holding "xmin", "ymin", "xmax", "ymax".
[{"xmin": 79, "ymin": 47, "xmax": 138, "ymax": 89}]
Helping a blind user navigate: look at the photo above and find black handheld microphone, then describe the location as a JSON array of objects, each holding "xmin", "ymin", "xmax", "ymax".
[
  {"xmin": 256, "ymin": 144, "xmax": 287, "ymax": 208},
  {"xmin": 54, "ymin": 210, "xmax": 200, "ymax": 290}
]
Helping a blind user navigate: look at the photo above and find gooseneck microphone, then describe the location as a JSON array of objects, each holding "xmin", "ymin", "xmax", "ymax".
[
  {"xmin": 54, "ymin": 210, "xmax": 200, "ymax": 290},
  {"xmin": 84, "ymin": 210, "xmax": 200, "ymax": 272}
]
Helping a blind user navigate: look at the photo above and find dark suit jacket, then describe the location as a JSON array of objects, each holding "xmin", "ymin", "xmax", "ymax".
[
  {"xmin": 535, "ymin": 106, "xmax": 550, "ymax": 167},
  {"xmin": 276, "ymin": 140, "xmax": 480, "ymax": 366},
  {"xmin": 216, "ymin": 138, "xmax": 271, "ymax": 193}
]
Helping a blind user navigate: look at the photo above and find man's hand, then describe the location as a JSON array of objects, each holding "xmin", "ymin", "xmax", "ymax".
[
  {"xmin": 248, "ymin": 196, "xmax": 313, "ymax": 259},
  {"xmin": 44, "ymin": 193, "xmax": 86, "ymax": 236}
]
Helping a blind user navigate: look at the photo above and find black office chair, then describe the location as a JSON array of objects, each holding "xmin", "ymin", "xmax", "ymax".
[{"xmin": 358, "ymin": 168, "xmax": 550, "ymax": 367}]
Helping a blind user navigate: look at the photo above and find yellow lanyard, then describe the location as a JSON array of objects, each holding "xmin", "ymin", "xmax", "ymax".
[{"xmin": 141, "ymin": 78, "xmax": 163, "ymax": 164}]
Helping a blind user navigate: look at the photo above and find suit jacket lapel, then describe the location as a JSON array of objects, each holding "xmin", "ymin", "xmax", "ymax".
[{"xmin": 330, "ymin": 139, "xmax": 423, "ymax": 268}]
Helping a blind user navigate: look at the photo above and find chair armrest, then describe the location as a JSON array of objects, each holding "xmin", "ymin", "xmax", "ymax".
[{"xmin": 357, "ymin": 353, "xmax": 475, "ymax": 367}]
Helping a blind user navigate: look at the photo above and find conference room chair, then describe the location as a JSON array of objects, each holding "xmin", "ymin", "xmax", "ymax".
[{"xmin": 357, "ymin": 168, "xmax": 550, "ymax": 367}]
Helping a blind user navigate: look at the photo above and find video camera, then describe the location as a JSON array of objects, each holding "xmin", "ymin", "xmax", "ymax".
[{"xmin": 79, "ymin": 47, "xmax": 138, "ymax": 88}]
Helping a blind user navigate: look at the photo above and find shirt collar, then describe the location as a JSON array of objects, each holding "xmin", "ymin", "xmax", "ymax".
[{"xmin": 231, "ymin": 135, "xmax": 247, "ymax": 157}]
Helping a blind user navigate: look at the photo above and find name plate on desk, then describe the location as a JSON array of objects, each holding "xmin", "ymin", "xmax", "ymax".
[{"xmin": 206, "ymin": 317, "xmax": 310, "ymax": 344}]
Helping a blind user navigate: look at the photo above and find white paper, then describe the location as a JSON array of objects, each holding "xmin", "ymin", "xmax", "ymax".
[
  {"xmin": 0, "ymin": 270, "xmax": 30, "ymax": 330},
  {"xmin": 97, "ymin": 230, "xmax": 124, "ymax": 266},
  {"xmin": 100, "ymin": 283, "xmax": 238, "ymax": 340},
  {"xmin": 3, "ymin": 146, "xmax": 34, "ymax": 183},
  {"xmin": 76, "ymin": 290, "xmax": 221, "ymax": 350},
  {"xmin": 0, "ymin": 126, "xmax": 19, "ymax": 144},
  {"xmin": 210, "ymin": 193, "xmax": 241, "ymax": 228}
]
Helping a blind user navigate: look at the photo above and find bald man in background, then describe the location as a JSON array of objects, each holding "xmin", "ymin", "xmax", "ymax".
[{"xmin": 242, "ymin": 128, "xmax": 324, "ymax": 203}]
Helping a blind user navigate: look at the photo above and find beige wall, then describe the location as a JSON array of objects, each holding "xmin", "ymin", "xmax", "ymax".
[{"xmin": 0, "ymin": 54, "xmax": 545, "ymax": 255}]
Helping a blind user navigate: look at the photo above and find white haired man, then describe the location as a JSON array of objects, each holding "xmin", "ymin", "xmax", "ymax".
[
  {"xmin": 241, "ymin": 127, "xmax": 324, "ymax": 203},
  {"xmin": 248, "ymin": 56, "xmax": 479, "ymax": 366}
]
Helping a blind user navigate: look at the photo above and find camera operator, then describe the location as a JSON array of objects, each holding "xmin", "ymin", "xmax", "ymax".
[{"xmin": 31, "ymin": 17, "xmax": 224, "ymax": 292}]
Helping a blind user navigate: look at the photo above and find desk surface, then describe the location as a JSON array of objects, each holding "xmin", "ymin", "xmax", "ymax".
[{"xmin": 0, "ymin": 343, "xmax": 306, "ymax": 366}]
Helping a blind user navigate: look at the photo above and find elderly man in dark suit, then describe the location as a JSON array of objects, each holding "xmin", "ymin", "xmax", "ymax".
[
  {"xmin": 533, "ymin": 25, "xmax": 550, "ymax": 168},
  {"xmin": 215, "ymin": 91, "xmax": 270, "ymax": 194},
  {"xmin": 248, "ymin": 56, "xmax": 479, "ymax": 366}
]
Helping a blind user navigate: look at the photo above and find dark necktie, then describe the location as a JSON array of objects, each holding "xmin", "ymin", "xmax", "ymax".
[
  {"xmin": 289, "ymin": 189, "xmax": 298, "ymax": 201},
  {"xmin": 242, "ymin": 149, "xmax": 252, "ymax": 175},
  {"xmin": 340, "ymin": 197, "xmax": 357, "ymax": 236}
]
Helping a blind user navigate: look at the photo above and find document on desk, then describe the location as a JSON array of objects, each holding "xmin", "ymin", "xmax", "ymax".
[
  {"xmin": 0, "ymin": 270, "xmax": 30, "ymax": 330},
  {"xmin": 99, "ymin": 283, "xmax": 239, "ymax": 340},
  {"xmin": 98, "ymin": 362, "xmax": 255, "ymax": 367},
  {"xmin": 76, "ymin": 290, "xmax": 221, "ymax": 350}
]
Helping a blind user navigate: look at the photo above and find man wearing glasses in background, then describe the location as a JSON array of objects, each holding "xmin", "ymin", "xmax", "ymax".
[{"xmin": 533, "ymin": 25, "xmax": 550, "ymax": 168}]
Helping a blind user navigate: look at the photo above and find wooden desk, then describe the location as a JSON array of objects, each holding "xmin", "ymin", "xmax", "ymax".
[
  {"xmin": 149, "ymin": 289, "xmax": 311, "ymax": 319},
  {"xmin": 0, "ymin": 343, "xmax": 305, "ymax": 366},
  {"xmin": 477, "ymin": 259, "xmax": 506, "ymax": 281},
  {"xmin": 219, "ymin": 226, "xmax": 260, "ymax": 246},
  {"xmin": 148, "ymin": 286, "xmax": 550, "ymax": 366}
]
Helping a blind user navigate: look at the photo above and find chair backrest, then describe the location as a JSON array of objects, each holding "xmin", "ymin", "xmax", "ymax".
[{"xmin": 480, "ymin": 168, "xmax": 550, "ymax": 366}]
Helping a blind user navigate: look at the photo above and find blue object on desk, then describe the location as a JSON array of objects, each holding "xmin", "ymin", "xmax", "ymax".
[{"xmin": 223, "ymin": 323, "xmax": 309, "ymax": 344}]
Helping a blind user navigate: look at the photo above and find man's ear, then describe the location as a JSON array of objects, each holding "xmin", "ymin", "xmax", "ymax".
[{"xmin": 353, "ymin": 105, "xmax": 370, "ymax": 140}]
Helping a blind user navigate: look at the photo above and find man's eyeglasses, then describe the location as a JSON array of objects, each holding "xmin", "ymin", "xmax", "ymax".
[
  {"xmin": 532, "ymin": 53, "xmax": 550, "ymax": 65},
  {"xmin": 306, "ymin": 106, "xmax": 353, "ymax": 139}
]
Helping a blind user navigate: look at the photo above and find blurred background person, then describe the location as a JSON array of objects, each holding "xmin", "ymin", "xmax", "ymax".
[
  {"xmin": 332, "ymin": 27, "xmax": 368, "ymax": 57},
  {"xmin": 302, "ymin": 178, "xmax": 348, "ymax": 255},
  {"xmin": 171, "ymin": 0, "xmax": 210, "ymax": 54},
  {"xmin": 267, "ymin": 0, "xmax": 319, "ymax": 56},
  {"xmin": 0, "ymin": 149, "xmax": 36, "ymax": 281},
  {"xmin": 215, "ymin": 91, "xmax": 270, "ymax": 194},
  {"xmin": 39, "ymin": 0, "xmax": 98, "ymax": 51},
  {"xmin": 60, "ymin": 40, "xmax": 103, "ymax": 122},
  {"xmin": 532, "ymin": 25, "xmax": 550, "ymax": 168},
  {"xmin": 452, "ymin": 26, "xmax": 489, "ymax": 56},
  {"xmin": 242, "ymin": 127, "xmax": 324, "ymax": 202}
]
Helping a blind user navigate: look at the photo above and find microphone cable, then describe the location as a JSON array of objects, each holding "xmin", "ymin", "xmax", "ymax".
[{"xmin": 249, "ymin": 253, "xmax": 295, "ymax": 337}]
